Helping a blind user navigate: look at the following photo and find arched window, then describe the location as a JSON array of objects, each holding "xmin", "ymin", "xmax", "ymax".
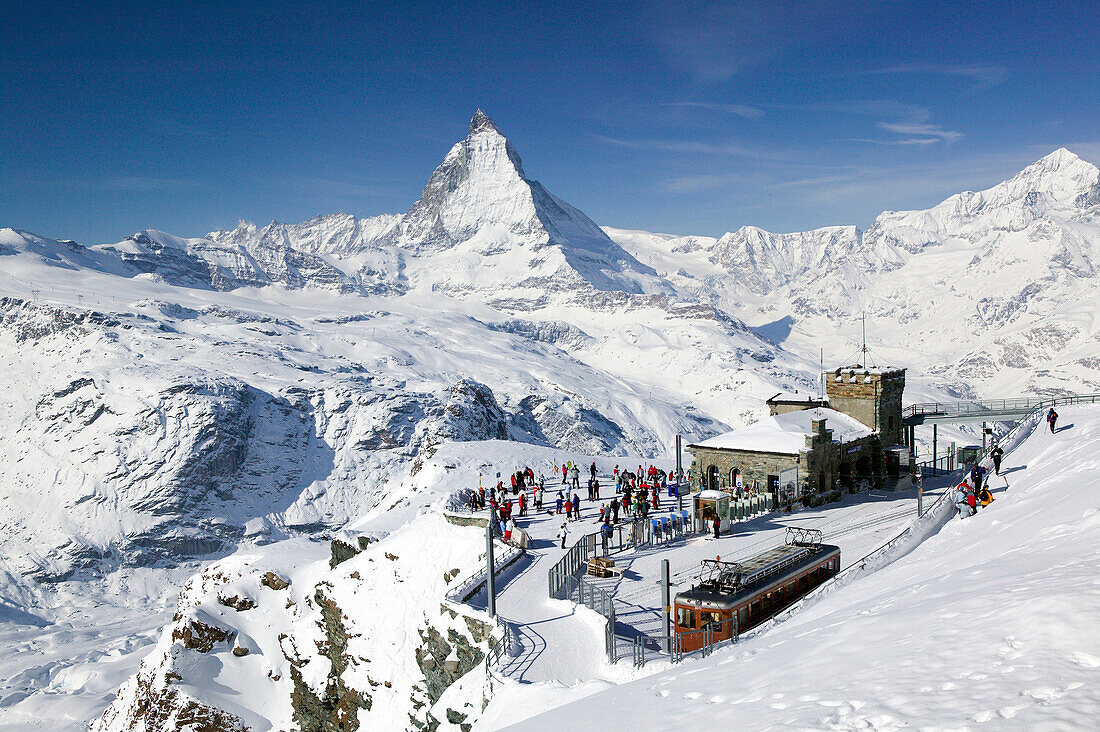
[{"xmin": 706, "ymin": 465, "xmax": 719, "ymax": 490}]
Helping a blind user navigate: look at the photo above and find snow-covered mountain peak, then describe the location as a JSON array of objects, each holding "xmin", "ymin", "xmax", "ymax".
[
  {"xmin": 469, "ymin": 107, "xmax": 501, "ymax": 135},
  {"xmin": 375, "ymin": 110, "xmax": 665, "ymax": 296},
  {"xmin": 997, "ymin": 147, "xmax": 1099, "ymax": 207}
]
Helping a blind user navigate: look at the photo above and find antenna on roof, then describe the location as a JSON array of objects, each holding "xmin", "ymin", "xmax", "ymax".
[
  {"xmin": 859, "ymin": 311, "xmax": 879, "ymax": 368},
  {"xmin": 817, "ymin": 347, "xmax": 824, "ymax": 417}
]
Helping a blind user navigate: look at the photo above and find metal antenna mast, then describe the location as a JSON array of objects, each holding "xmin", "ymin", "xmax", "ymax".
[{"xmin": 861, "ymin": 312, "xmax": 867, "ymax": 365}]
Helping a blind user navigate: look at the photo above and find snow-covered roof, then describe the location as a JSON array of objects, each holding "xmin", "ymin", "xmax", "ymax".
[
  {"xmin": 692, "ymin": 408, "xmax": 873, "ymax": 455},
  {"xmin": 695, "ymin": 490, "xmax": 730, "ymax": 500},
  {"xmin": 767, "ymin": 391, "xmax": 826, "ymax": 404}
]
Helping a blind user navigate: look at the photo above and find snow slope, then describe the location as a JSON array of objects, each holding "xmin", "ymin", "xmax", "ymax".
[{"xmin": 514, "ymin": 404, "xmax": 1100, "ymax": 730}]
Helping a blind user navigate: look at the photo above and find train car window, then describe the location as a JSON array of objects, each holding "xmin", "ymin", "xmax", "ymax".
[
  {"xmin": 676, "ymin": 607, "xmax": 697, "ymax": 629},
  {"xmin": 701, "ymin": 610, "xmax": 723, "ymax": 628},
  {"xmin": 750, "ymin": 600, "xmax": 761, "ymax": 618},
  {"xmin": 738, "ymin": 607, "xmax": 748, "ymax": 631}
]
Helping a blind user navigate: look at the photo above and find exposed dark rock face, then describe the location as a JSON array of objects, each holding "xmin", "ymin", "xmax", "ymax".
[
  {"xmin": 329, "ymin": 539, "xmax": 360, "ymax": 569},
  {"xmin": 288, "ymin": 590, "xmax": 371, "ymax": 731}
]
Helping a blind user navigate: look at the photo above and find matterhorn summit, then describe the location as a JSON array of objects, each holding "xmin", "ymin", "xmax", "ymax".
[{"xmin": 377, "ymin": 109, "xmax": 665, "ymax": 296}]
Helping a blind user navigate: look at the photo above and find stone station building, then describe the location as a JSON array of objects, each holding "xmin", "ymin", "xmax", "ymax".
[{"xmin": 688, "ymin": 365, "xmax": 907, "ymax": 506}]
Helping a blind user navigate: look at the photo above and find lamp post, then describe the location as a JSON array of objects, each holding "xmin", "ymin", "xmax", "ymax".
[{"xmin": 486, "ymin": 521, "xmax": 496, "ymax": 617}]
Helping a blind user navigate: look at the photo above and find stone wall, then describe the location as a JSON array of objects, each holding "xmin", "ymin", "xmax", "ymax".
[
  {"xmin": 689, "ymin": 417, "xmax": 890, "ymax": 501},
  {"xmin": 824, "ymin": 367, "xmax": 905, "ymax": 446}
]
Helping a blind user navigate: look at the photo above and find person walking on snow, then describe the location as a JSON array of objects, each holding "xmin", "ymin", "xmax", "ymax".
[
  {"xmin": 564, "ymin": 497, "xmax": 573, "ymax": 521},
  {"xmin": 971, "ymin": 464, "xmax": 985, "ymax": 494},
  {"xmin": 1047, "ymin": 407, "xmax": 1058, "ymax": 433},
  {"xmin": 712, "ymin": 514, "xmax": 720, "ymax": 539},
  {"xmin": 558, "ymin": 522, "xmax": 569, "ymax": 549},
  {"xmin": 990, "ymin": 445, "xmax": 1004, "ymax": 475}
]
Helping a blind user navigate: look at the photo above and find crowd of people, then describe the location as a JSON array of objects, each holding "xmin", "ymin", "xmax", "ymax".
[
  {"xmin": 462, "ymin": 459, "xmax": 681, "ymax": 550},
  {"xmin": 955, "ymin": 458, "xmax": 995, "ymax": 518}
]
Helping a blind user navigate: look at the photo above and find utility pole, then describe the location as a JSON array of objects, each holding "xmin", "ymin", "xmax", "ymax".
[
  {"xmin": 486, "ymin": 521, "xmax": 496, "ymax": 617},
  {"xmin": 661, "ymin": 559, "xmax": 671, "ymax": 653},
  {"xmin": 932, "ymin": 424, "xmax": 938, "ymax": 477},
  {"xmin": 916, "ymin": 471, "xmax": 923, "ymax": 517}
]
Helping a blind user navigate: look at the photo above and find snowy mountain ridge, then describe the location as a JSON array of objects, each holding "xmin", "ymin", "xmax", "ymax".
[{"xmin": 608, "ymin": 147, "xmax": 1100, "ymax": 400}]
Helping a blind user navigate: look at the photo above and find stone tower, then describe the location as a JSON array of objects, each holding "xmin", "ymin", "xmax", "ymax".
[{"xmin": 824, "ymin": 365, "xmax": 906, "ymax": 446}]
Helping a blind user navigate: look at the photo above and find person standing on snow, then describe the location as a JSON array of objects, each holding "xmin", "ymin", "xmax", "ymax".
[
  {"xmin": 555, "ymin": 492, "xmax": 564, "ymax": 515},
  {"xmin": 600, "ymin": 519, "xmax": 613, "ymax": 553},
  {"xmin": 1047, "ymin": 407, "xmax": 1058, "ymax": 433},
  {"xmin": 711, "ymin": 514, "xmax": 720, "ymax": 539},
  {"xmin": 558, "ymin": 522, "xmax": 569, "ymax": 549},
  {"xmin": 571, "ymin": 491, "xmax": 581, "ymax": 520},
  {"xmin": 990, "ymin": 445, "xmax": 1004, "ymax": 475},
  {"xmin": 978, "ymin": 486, "xmax": 994, "ymax": 508},
  {"xmin": 570, "ymin": 464, "xmax": 581, "ymax": 490},
  {"xmin": 955, "ymin": 482, "xmax": 970, "ymax": 520}
]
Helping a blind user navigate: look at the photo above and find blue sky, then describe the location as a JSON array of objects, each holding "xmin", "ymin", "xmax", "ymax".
[{"xmin": 2, "ymin": 0, "xmax": 1098, "ymax": 243}]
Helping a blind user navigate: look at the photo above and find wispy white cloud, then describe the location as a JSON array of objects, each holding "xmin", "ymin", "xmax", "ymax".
[
  {"xmin": 594, "ymin": 134, "xmax": 797, "ymax": 162},
  {"xmin": 102, "ymin": 176, "xmax": 203, "ymax": 191},
  {"xmin": 871, "ymin": 63, "xmax": 1010, "ymax": 87},
  {"xmin": 664, "ymin": 173, "xmax": 741, "ymax": 193},
  {"xmin": 661, "ymin": 102, "xmax": 765, "ymax": 119},
  {"xmin": 878, "ymin": 121, "xmax": 963, "ymax": 144}
]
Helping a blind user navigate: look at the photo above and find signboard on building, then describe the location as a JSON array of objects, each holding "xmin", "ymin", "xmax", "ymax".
[
  {"xmin": 846, "ymin": 444, "xmax": 862, "ymax": 455},
  {"xmin": 779, "ymin": 467, "xmax": 799, "ymax": 498}
]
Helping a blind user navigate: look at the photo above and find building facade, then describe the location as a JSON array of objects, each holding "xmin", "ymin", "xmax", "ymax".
[{"xmin": 688, "ymin": 364, "xmax": 907, "ymax": 506}]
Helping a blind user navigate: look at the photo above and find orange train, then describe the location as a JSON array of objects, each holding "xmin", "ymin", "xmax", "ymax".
[{"xmin": 673, "ymin": 529, "xmax": 840, "ymax": 651}]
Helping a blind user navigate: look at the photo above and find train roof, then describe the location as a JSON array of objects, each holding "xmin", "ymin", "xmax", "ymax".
[{"xmin": 675, "ymin": 541, "xmax": 840, "ymax": 610}]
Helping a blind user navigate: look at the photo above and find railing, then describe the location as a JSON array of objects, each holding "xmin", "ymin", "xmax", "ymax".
[
  {"xmin": 446, "ymin": 543, "xmax": 524, "ymax": 604},
  {"xmin": 902, "ymin": 393, "xmax": 1100, "ymax": 424},
  {"xmin": 622, "ymin": 618, "xmax": 737, "ymax": 667},
  {"xmin": 483, "ymin": 617, "xmax": 512, "ymax": 694}
]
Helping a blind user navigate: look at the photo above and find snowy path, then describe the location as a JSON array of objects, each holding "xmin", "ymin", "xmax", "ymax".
[{"xmin": 473, "ymin": 472, "xmax": 632, "ymax": 684}]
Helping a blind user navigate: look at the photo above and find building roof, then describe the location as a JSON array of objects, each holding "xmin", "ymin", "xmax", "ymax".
[
  {"xmin": 691, "ymin": 408, "xmax": 873, "ymax": 456},
  {"xmin": 826, "ymin": 364, "xmax": 905, "ymax": 379},
  {"xmin": 766, "ymin": 391, "xmax": 827, "ymax": 404}
]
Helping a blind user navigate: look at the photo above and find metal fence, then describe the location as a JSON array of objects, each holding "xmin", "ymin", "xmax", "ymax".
[
  {"xmin": 547, "ymin": 511, "xmax": 705, "ymax": 666},
  {"xmin": 483, "ymin": 618, "xmax": 512, "ymax": 694},
  {"xmin": 547, "ymin": 513, "xmax": 694, "ymax": 599},
  {"xmin": 915, "ymin": 452, "xmax": 956, "ymax": 477}
]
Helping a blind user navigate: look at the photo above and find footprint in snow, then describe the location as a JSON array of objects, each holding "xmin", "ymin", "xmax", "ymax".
[{"xmin": 683, "ymin": 692, "xmax": 702, "ymax": 700}]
